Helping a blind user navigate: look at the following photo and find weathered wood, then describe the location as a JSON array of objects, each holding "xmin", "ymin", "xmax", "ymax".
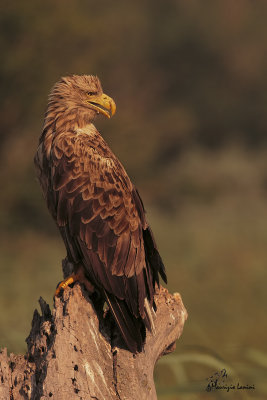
[{"xmin": 0, "ymin": 283, "xmax": 187, "ymax": 400}]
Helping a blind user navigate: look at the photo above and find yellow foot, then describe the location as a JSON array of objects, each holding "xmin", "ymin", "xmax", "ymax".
[{"xmin": 55, "ymin": 274, "xmax": 79, "ymax": 297}]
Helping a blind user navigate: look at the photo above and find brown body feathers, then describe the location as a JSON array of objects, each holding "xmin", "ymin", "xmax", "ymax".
[{"xmin": 34, "ymin": 75, "xmax": 167, "ymax": 352}]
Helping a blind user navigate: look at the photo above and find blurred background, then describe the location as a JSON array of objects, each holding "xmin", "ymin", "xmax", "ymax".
[{"xmin": 1, "ymin": 1, "xmax": 267, "ymax": 398}]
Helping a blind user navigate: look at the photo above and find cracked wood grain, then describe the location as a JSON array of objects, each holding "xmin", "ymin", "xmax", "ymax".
[{"xmin": 0, "ymin": 279, "xmax": 187, "ymax": 399}]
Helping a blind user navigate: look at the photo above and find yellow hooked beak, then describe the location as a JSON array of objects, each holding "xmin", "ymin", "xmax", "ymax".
[{"xmin": 87, "ymin": 93, "xmax": 116, "ymax": 119}]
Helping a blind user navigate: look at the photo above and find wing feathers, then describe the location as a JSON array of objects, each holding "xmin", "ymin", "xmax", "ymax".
[
  {"xmin": 42, "ymin": 129, "xmax": 166, "ymax": 352},
  {"xmin": 103, "ymin": 290, "xmax": 144, "ymax": 353}
]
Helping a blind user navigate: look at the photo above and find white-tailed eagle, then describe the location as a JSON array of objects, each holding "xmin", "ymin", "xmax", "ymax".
[{"xmin": 34, "ymin": 75, "xmax": 167, "ymax": 352}]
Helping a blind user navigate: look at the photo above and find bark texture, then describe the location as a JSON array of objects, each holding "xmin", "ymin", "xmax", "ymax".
[{"xmin": 0, "ymin": 283, "xmax": 187, "ymax": 400}]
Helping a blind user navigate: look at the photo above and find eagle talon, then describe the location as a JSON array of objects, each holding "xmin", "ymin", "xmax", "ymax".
[{"xmin": 54, "ymin": 274, "xmax": 78, "ymax": 297}]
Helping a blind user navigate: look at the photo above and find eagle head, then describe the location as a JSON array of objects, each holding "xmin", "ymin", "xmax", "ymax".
[{"xmin": 48, "ymin": 75, "xmax": 116, "ymax": 122}]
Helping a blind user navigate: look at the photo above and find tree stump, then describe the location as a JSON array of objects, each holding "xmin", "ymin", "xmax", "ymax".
[{"xmin": 0, "ymin": 280, "xmax": 187, "ymax": 399}]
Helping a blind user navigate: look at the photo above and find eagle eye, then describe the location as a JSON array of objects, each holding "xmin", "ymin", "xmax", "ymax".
[{"xmin": 87, "ymin": 91, "xmax": 96, "ymax": 96}]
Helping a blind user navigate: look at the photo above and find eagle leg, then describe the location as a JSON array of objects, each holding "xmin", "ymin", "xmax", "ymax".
[
  {"xmin": 55, "ymin": 264, "xmax": 95, "ymax": 297},
  {"xmin": 55, "ymin": 274, "xmax": 77, "ymax": 296}
]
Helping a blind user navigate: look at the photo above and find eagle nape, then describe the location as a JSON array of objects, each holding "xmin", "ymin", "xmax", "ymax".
[{"xmin": 35, "ymin": 74, "xmax": 167, "ymax": 353}]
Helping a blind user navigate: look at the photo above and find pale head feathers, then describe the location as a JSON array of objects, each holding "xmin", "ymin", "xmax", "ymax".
[
  {"xmin": 50, "ymin": 75, "xmax": 103, "ymax": 104},
  {"xmin": 44, "ymin": 75, "xmax": 104, "ymax": 129}
]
